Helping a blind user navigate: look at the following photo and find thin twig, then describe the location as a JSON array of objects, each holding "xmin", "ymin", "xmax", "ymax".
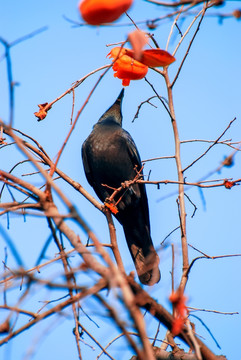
[
  {"xmin": 183, "ymin": 118, "xmax": 236, "ymax": 172},
  {"xmin": 0, "ymin": 280, "xmax": 106, "ymax": 346},
  {"xmin": 95, "ymin": 293, "xmax": 145, "ymax": 360},
  {"xmin": 172, "ymin": 4, "xmax": 208, "ymax": 88},
  {"xmin": 161, "ymin": 226, "xmax": 180, "ymax": 246},
  {"xmin": 132, "ymin": 96, "xmax": 158, "ymax": 122},
  {"xmin": 166, "ymin": 5, "xmax": 184, "ymax": 51},
  {"xmin": 79, "ymin": 322, "xmax": 115, "ymax": 360},
  {"xmin": 188, "ymin": 307, "xmax": 239, "ymax": 316}
]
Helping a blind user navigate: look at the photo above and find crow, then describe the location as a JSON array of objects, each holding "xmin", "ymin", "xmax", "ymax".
[{"xmin": 82, "ymin": 89, "xmax": 160, "ymax": 285}]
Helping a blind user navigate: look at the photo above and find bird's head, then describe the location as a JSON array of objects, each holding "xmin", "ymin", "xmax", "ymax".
[{"xmin": 98, "ymin": 88, "xmax": 125, "ymax": 126}]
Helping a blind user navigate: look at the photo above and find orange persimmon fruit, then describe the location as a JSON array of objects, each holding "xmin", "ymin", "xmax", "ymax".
[
  {"xmin": 79, "ymin": 0, "xmax": 133, "ymax": 25},
  {"xmin": 125, "ymin": 48, "xmax": 176, "ymax": 67},
  {"xmin": 107, "ymin": 47, "xmax": 148, "ymax": 86},
  {"xmin": 169, "ymin": 291, "xmax": 188, "ymax": 336}
]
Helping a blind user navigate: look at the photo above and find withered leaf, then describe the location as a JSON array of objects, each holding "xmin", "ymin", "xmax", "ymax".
[
  {"xmin": 224, "ymin": 180, "xmax": 236, "ymax": 189},
  {"xmin": 34, "ymin": 103, "xmax": 51, "ymax": 121}
]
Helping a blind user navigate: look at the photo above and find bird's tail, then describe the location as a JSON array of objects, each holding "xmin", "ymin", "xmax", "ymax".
[{"xmin": 123, "ymin": 226, "xmax": 161, "ymax": 286}]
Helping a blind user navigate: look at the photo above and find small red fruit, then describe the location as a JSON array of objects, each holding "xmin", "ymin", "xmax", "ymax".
[{"xmin": 79, "ymin": 0, "xmax": 133, "ymax": 25}]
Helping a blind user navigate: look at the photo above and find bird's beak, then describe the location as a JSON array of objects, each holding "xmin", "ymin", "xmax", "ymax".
[{"xmin": 115, "ymin": 88, "xmax": 125, "ymax": 105}]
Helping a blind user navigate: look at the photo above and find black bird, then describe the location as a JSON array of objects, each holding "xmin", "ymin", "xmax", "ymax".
[{"xmin": 82, "ymin": 89, "xmax": 160, "ymax": 285}]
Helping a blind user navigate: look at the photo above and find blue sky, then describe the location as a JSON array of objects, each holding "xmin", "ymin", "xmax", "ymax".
[{"xmin": 0, "ymin": 1, "xmax": 241, "ymax": 359}]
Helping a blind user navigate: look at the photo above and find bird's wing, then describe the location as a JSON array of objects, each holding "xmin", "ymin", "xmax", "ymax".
[
  {"xmin": 82, "ymin": 138, "xmax": 110, "ymax": 202},
  {"xmin": 122, "ymin": 130, "xmax": 142, "ymax": 170},
  {"xmin": 81, "ymin": 140, "xmax": 94, "ymax": 188}
]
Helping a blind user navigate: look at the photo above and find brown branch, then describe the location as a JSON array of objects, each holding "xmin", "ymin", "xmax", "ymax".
[
  {"xmin": 78, "ymin": 322, "xmax": 115, "ymax": 360},
  {"xmin": 193, "ymin": 249, "xmax": 241, "ymax": 261},
  {"xmin": 49, "ymin": 65, "xmax": 112, "ymax": 175},
  {"xmin": 104, "ymin": 209, "xmax": 125, "ymax": 273},
  {"xmin": 132, "ymin": 96, "xmax": 158, "ymax": 122},
  {"xmin": 1, "ymin": 123, "xmax": 105, "ymax": 241},
  {"xmin": 14, "ymin": 134, "xmax": 102, "ymax": 211},
  {"xmin": 166, "ymin": 6, "xmax": 184, "ymax": 51},
  {"xmin": 39, "ymin": 195, "xmax": 154, "ymax": 359},
  {"xmin": 100, "ymin": 177, "xmax": 241, "ymax": 203},
  {"xmin": 186, "ymin": 243, "xmax": 241, "ymax": 278},
  {"xmin": 183, "ymin": 118, "xmax": 236, "ymax": 172},
  {"xmin": 171, "ymin": 3, "xmax": 208, "ymax": 88},
  {"xmin": 0, "ymin": 279, "xmax": 106, "ymax": 346},
  {"xmin": 1, "ymin": 124, "xmax": 74, "ymax": 211},
  {"xmin": 144, "ymin": 0, "xmax": 221, "ymax": 7},
  {"xmin": 0, "ymin": 164, "xmax": 113, "ymax": 284},
  {"xmin": 47, "ymin": 218, "xmax": 82, "ymax": 359},
  {"xmin": 127, "ymin": 276, "xmax": 226, "ymax": 360},
  {"xmin": 46, "ymin": 42, "xmax": 127, "ymax": 177},
  {"xmin": 11, "ymin": 127, "xmax": 51, "ymax": 159},
  {"xmin": 0, "ymin": 248, "xmax": 76, "ymax": 285},
  {"xmin": 0, "ymin": 202, "xmax": 42, "ymax": 216},
  {"xmin": 162, "ymin": 68, "xmax": 189, "ymax": 294},
  {"xmin": 34, "ymin": 65, "xmax": 110, "ymax": 122},
  {"xmin": 161, "ymin": 226, "xmax": 181, "ymax": 246},
  {"xmin": 95, "ymin": 293, "xmax": 146, "ymax": 360},
  {"xmin": 188, "ymin": 307, "xmax": 239, "ymax": 316},
  {"xmin": 0, "ymin": 305, "xmax": 38, "ymax": 318},
  {"xmin": 142, "ymin": 155, "xmax": 175, "ymax": 163},
  {"xmin": 181, "ymin": 138, "xmax": 241, "ymax": 152},
  {"xmin": 145, "ymin": 78, "xmax": 173, "ymax": 119},
  {"xmin": 132, "ymin": 347, "xmax": 206, "ymax": 359},
  {"xmin": 0, "ymin": 156, "xmax": 30, "ymax": 199},
  {"xmin": 0, "ymin": 170, "xmax": 45, "ymax": 201}
]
